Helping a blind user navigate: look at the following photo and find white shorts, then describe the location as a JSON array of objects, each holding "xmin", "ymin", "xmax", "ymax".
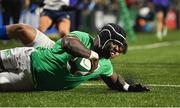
[
  {"xmin": 0, "ymin": 47, "xmax": 35, "ymax": 91},
  {"xmin": 26, "ymin": 29, "xmax": 55, "ymax": 48}
]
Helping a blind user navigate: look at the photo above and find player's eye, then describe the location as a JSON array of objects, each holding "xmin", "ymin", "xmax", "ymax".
[
  {"xmin": 114, "ymin": 43, "xmax": 124, "ymax": 53},
  {"xmin": 118, "ymin": 47, "xmax": 124, "ymax": 53}
]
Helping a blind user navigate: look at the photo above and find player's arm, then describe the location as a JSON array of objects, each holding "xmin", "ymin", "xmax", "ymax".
[
  {"xmin": 61, "ymin": 36, "xmax": 99, "ymax": 72},
  {"xmin": 61, "ymin": 36, "xmax": 92, "ymax": 58},
  {"xmin": 5, "ymin": 24, "xmax": 36, "ymax": 45},
  {"xmin": 101, "ymin": 72, "xmax": 150, "ymax": 92}
]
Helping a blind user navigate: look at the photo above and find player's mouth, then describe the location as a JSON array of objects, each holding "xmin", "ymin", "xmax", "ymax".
[{"xmin": 110, "ymin": 51, "xmax": 119, "ymax": 58}]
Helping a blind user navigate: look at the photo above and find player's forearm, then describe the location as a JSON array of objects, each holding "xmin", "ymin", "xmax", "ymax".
[
  {"xmin": 115, "ymin": 75, "xmax": 130, "ymax": 91},
  {"xmin": 61, "ymin": 37, "xmax": 98, "ymax": 59},
  {"xmin": 102, "ymin": 73, "xmax": 150, "ymax": 92},
  {"xmin": 114, "ymin": 75, "xmax": 150, "ymax": 92},
  {"xmin": 101, "ymin": 73, "xmax": 127, "ymax": 91},
  {"xmin": 110, "ymin": 75, "xmax": 128, "ymax": 91}
]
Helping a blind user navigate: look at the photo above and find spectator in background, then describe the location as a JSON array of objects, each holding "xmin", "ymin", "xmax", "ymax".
[
  {"xmin": 19, "ymin": 0, "xmax": 39, "ymax": 28},
  {"xmin": 134, "ymin": 1, "xmax": 155, "ymax": 32},
  {"xmin": 152, "ymin": 0, "xmax": 170, "ymax": 40},
  {"xmin": 78, "ymin": 0, "xmax": 96, "ymax": 31},
  {"xmin": 1, "ymin": 0, "xmax": 23, "ymax": 25},
  {"xmin": 38, "ymin": 0, "xmax": 78, "ymax": 38}
]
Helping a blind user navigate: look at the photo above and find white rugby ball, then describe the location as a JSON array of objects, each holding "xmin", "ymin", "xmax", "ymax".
[
  {"xmin": 67, "ymin": 57, "xmax": 100, "ymax": 75},
  {"xmin": 67, "ymin": 57, "xmax": 91, "ymax": 75},
  {"xmin": 75, "ymin": 57, "xmax": 92, "ymax": 72}
]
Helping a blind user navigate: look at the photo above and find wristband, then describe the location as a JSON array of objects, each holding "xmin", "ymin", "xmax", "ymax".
[
  {"xmin": 123, "ymin": 83, "xmax": 130, "ymax": 91},
  {"xmin": 89, "ymin": 50, "xmax": 99, "ymax": 60}
]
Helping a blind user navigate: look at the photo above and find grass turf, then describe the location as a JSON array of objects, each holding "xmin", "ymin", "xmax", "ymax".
[{"xmin": 0, "ymin": 30, "xmax": 180, "ymax": 107}]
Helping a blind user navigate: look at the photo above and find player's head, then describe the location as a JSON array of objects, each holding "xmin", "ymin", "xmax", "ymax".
[{"xmin": 95, "ymin": 23, "xmax": 127, "ymax": 58}]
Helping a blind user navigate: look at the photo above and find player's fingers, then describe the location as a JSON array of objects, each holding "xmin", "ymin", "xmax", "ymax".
[
  {"xmin": 144, "ymin": 87, "xmax": 150, "ymax": 91},
  {"xmin": 90, "ymin": 59, "xmax": 99, "ymax": 72},
  {"xmin": 137, "ymin": 84, "xmax": 150, "ymax": 92},
  {"xmin": 141, "ymin": 85, "xmax": 150, "ymax": 91}
]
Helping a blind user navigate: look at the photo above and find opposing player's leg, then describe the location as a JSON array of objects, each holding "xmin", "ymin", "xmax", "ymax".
[
  {"xmin": 5, "ymin": 23, "xmax": 37, "ymax": 44},
  {"xmin": 0, "ymin": 71, "xmax": 34, "ymax": 91},
  {"xmin": 0, "ymin": 47, "xmax": 35, "ymax": 91},
  {"xmin": 38, "ymin": 16, "xmax": 53, "ymax": 33},
  {"xmin": 0, "ymin": 23, "xmax": 55, "ymax": 48},
  {"xmin": 26, "ymin": 28, "xmax": 55, "ymax": 48},
  {"xmin": 57, "ymin": 18, "xmax": 71, "ymax": 38}
]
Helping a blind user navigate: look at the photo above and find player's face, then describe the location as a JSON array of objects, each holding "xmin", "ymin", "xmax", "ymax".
[{"xmin": 103, "ymin": 41, "xmax": 124, "ymax": 59}]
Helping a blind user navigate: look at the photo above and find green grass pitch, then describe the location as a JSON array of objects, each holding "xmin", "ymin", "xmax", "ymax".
[{"xmin": 0, "ymin": 30, "xmax": 180, "ymax": 107}]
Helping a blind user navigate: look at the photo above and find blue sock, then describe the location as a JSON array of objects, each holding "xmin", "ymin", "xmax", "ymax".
[{"xmin": 0, "ymin": 26, "xmax": 9, "ymax": 40}]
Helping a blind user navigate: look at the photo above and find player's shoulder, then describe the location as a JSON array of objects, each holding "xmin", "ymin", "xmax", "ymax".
[
  {"xmin": 70, "ymin": 31, "xmax": 88, "ymax": 34},
  {"xmin": 69, "ymin": 31, "xmax": 93, "ymax": 38},
  {"xmin": 69, "ymin": 31, "xmax": 94, "ymax": 43}
]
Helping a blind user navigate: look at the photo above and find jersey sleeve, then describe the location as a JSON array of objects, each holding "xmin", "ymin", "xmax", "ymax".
[{"xmin": 96, "ymin": 59, "xmax": 113, "ymax": 77}]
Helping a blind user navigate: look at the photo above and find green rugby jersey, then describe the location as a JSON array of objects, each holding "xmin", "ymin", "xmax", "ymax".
[{"xmin": 30, "ymin": 31, "xmax": 113, "ymax": 90}]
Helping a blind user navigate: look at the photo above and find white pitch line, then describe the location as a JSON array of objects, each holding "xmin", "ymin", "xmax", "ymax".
[
  {"xmin": 81, "ymin": 83, "xmax": 180, "ymax": 87},
  {"xmin": 147, "ymin": 84, "xmax": 180, "ymax": 87},
  {"xmin": 129, "ymin": 41, "xmax": 180, "ymax": 51}
]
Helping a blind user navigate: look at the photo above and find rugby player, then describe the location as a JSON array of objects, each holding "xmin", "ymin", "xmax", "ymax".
[{"xmin": 0, "ymin": 23, "xmax": 150, "ymax": 92}]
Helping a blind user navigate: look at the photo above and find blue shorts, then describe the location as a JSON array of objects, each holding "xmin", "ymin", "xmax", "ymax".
[
  {"xmin": 155, "ymin": 4, "xmax": 169, "ymax": 17},
  {"xmin": 40, "ymin": 9, "xmax": 70, "ymax": 22}
]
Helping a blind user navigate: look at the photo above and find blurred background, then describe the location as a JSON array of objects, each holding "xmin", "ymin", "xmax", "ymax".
[
  {"xmin": 0, "ymin": 0, "xmax": 180, "ymax": 42},
  {"xmin": 0, "ymin": 1, "xmax": 180, "ymax": 106}
]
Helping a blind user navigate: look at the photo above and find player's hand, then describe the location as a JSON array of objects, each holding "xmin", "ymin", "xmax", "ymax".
[
  {"xmin": 89, "ymin": 59, "xmax": 99, "ymax": 73},
  {"xmin": 89, "ymin": 50, "xmax": 99, "ymax": 73},
  {"xmin": 128, "ymin": 83, "xmax": 150, "ymax": 92},
  {"xmin": 68, "ymin": 59, "xmax": 77, "ymax": 74}
]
